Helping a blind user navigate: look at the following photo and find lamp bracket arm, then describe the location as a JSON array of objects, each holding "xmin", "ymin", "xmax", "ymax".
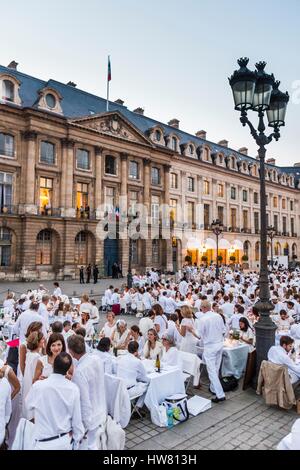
[{"xmin": 240, "ymin": 112, "xmax": 259, "ymax": 142}]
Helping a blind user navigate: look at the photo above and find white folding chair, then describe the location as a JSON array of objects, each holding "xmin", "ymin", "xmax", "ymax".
[{"xmin": 130, "ymin": 391, "xmax": 145, "ymax": 419}]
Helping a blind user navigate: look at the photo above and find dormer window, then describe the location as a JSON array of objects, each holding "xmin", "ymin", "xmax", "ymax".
[
  {"xmin": 155, "ymin": 130, "xmax": 161, "ymax": 142},
  {"xmin": 230, "ymin": 157, "xmax": 236, "ymax": 169},
  {"xmin": 203, "ymin": 148, "xmax": 210, "ymax": 161},
  {"xmin": 172, "ymin": 137, "xmax": 177, "ymax": 151},
  {"xmin": 2, "ymin": 80, "xmax": 14, "ymax": 102},
  {"xmin": 45, "ymin": 93, "xmax": 56, "ymax": 109},
  {"xmin": 189, "ymin": 144, "xmax": 194, "ymax": 155}
]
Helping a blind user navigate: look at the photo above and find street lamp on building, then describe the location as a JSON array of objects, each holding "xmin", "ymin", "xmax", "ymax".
[
  {"xmin": 229, "ymin": 58, "xmax": 289, "ymax": 373},
  {"xmin": 267, "ymin": 225, "xmax": 276, "ymax": 270},
  {"xmin": 211, "ymin": 219, "xmax": 223, "ymax": 279}
]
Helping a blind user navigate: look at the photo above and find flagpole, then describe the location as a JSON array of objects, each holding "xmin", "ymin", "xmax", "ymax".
[{"xmin": 106, "ymin": 55, "xmax": 110, "ymax": 112}]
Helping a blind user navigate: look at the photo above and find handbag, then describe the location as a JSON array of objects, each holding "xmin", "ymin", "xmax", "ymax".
[
  {"xmin": 163, "ymin": 393, "xmax": 189, "ymax": 424},
  {"xmin": 112, "ymin": 304, "xmax": 121, "ymax": 315}
]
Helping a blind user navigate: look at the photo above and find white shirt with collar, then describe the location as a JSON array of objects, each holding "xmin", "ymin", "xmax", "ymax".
[
  {"xmin": 116, "ymin": 353, "xmax": 149, "ymax": 389},
  {"xmin": 268, "ymin": 345, "xmax": 300, "ymax": 382},
  {"xmin": 53, "ymin": 287, "xmax": 62, "ymax": 297},
  {"xmin": 72, "ymin": 353, "xmax": 107, "ymax": 431},
  {"xmin": 13, "ymin": 309, "xmax": 47, "ymax": 343},
  {"xmin": 198, "ymin": 311, "xmax": 226, "ymax": 346},
  {"xmin": 25, "ymin": 373, "xmax": 84, "ymax": 443}
]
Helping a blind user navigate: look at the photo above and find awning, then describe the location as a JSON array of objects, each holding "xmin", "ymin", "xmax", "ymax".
[
  {"xmin": 233, "ymin": 239, "xmax": 244, "ymax": 250},
  {"xmin": 204, "ymin": 238, "xmax": 217, "ymax": 249},
  {"xmin": 218, "ymin": 238, "xmax": 231, "ymax": 249}
]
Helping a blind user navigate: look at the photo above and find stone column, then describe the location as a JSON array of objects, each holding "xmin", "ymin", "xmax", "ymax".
[
  {"xmin": 95, "ymin": 146, "xmax": 103, "ymax": 219},
  {"xmin": 24, "ymin": 131, "xmax": 38, "ymax": 214},
  {"xmin": 120, "ymin": 153, "xmax": 128, "ymax": 197},
  {"xmin": 61, "ymin": 139, "xmax": 75, "ymax": 218},
  {"xmin": 143, "ymin": 159, "xmax": 151, "ymax": 269},
  {"xmin": 164, "ymin": 164, "xmax": 173, "ymax": 271}
]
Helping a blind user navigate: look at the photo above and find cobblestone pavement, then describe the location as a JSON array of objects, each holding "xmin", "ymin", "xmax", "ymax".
[{"xmin": 125, "ymin": 380, "xmax": 299, "ymax": 451}]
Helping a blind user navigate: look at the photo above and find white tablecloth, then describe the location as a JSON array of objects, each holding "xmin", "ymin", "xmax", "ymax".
[
  {"xmin": 143, "ymin": 365, "xmax": 185, "ymax": 425},
  {"xmin": 221, "ymin": 342, "xmax": 249, "ymax": 379}
]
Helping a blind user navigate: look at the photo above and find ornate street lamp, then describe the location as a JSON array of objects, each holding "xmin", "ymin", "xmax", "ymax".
[
  {"xmin": 229, "ymin": 58, "xmax": 289, "ymax": 374},
  {"xmin": 211, "ymin": 219, "xmax": 223, "ymax": 279},
  {"xmin": 267, "ymin": 225, "xmax": 276, "ymax": 270}
]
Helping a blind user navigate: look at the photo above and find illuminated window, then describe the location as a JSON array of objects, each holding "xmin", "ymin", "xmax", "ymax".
[
  {"xmin": 36, "ymin": 230, "xmax": 52, "ymax": 265},
  {"xmin": 170, "ymin": 199, "xmax": 177, "ymax": 223},
  {"xmin": 282, "ymin": 199, "xmax": 286, "ymax": 209},
  {"xmin": 273, "ymin": 196, "xmax": 278, "ymax": 208},
  {"xmin": 39, "ymin": 177, "xmax": 53, "ymax": 215},
  {"xmin": 76, "ymin": 182, "xmax": 89, "ymax": 218},
  {"xmin": 217, "ymin": 184, "xmax": 224, "ymax": 198},
  {"xmin": 203, "ymin": 181, "xmax": 210, "ymax": 195}
]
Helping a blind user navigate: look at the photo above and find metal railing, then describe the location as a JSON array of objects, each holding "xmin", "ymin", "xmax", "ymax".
[{"xmin": 0, "ymin": 205, "xmax": 19, "ymax": 215}]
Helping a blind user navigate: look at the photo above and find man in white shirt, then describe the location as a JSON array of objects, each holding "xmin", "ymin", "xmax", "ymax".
[
  {"xmin": 13, "ymin": 302, "xmax": 47, "ymax": 343},
  {"xmin": 25, "ymin": 352, "xmax": 84, "ymax": 450},
  {"xmin": 142, "ymin": 288, "xmax": 153, "ymax": 313},
  {"xmin": 179, "ymin": 277, "xmax": 189, "ymax": 297},
  {"xmin": 104, "ymin": 286, "xmax": 113, "ymax": 308},
  {"xmin": 198, "ymin": 300, "xmax": 226, "ymax": 403},
  {"xmin": 53, "ymin": 282, "xmax": 62, "ymax": 298},
  {"xmin": 68, "ymin": 334, "xmax": 107, "ymax": 450},
  {"xmin": 268, "ymin": 336, "xmax": 300, "ymax": 384},
  {"xmin": 164, "ymin": 293, "xmax": 177, "ymax": 316},
  {"xmin": 221, "ymin": 296, "xmax": 235, "ymax": 318},
  {"xmin": 116, "ymin": 341, "xmax": 149, "ymax": 408},
  {"xmin": 38, "ymin": 294, "xmax": 50, "ymax": 332}
]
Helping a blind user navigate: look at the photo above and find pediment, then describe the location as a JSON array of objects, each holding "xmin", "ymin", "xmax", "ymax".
[{"xmin": 70, "ymin": 111, "xmax": 153, "ymax": 146}]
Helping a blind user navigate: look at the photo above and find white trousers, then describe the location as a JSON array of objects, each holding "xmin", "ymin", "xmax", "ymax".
[
  {"xmin": 203, "ymin": 343, "xmax": 225, "ymax": 399},
  {"xmin": 128, "ymin": 382, "xmax": 148, "ymax": 408},
  {"xmin": 34, "ymin": 434, "xmax": 72, "ymax": 450}
]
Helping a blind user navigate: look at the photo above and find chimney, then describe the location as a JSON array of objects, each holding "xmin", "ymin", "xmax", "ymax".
[
  {"xmin": 218, "ymin": 139, "xmax": 228, "ymax": 148},
  {"xmin": 67, "ymin": 81, "xmax": 77, "ymax": 87},
  {"xmin": 266, "ymin": 158, "xmax": 276, "ymax": 165},
  {"xmin": 238, "ymin": 147, "xmax": 248, "ymax": 155},
  {"xmin": 168, "ymin": 118, "xmax": 180, "ymax": 129},
  {"xmin": 7, "ymin": 61, "xmax": 18, "ymax": 70},
  {"xmin": 195, "ymin": 130, "xmax": 207, "ymax": 139},
  {"xmin": 115, "ymin": 99, "xmax": 124, "ymax": 106},
  {"xmin": 133, "ymin": 107, "xmax": 144, "ymax": 115}
]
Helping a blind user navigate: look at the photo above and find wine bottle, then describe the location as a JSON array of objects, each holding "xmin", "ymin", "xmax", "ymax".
[{"xmin": 155, "ymin": 353, "xmax": 161, "ymax": 373}]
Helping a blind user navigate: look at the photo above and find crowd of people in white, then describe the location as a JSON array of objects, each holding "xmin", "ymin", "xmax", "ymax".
[{"xmin": 1, "ymin": 266, "xmax": 300, "ymax": 450}]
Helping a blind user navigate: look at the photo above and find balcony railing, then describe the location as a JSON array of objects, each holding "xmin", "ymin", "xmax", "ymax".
[
  {"xmin": 282, "ymin": 231, "xmax": 290, "ymax": 237},
  {"xmin": 255, "ymin": 228, "xmax": 260, "ymax": 234},
  {"xmin": 38, "ymin": 207, "xmax": 62, "ymax": 217},
  {"xmin": 228, "ymin": 226, "xmax": 240, "ymax": 233},
  {"xmin": 0, "ymin": 148, "xmax": 14, "ymax": 158},
  {"xmin": 0, "ymin": 205, "xmax": 19, "ymax": 215},
  {"xmin": 241, "ymin": 228, "xmax": 252, "ymax": 234},
  {"xmin": 292, "ymin": 232, "xmax": 297, "ymax": 237},
  {"xmin": 76, "ymin": 208, "xmax": 97, "ymax": 220}
]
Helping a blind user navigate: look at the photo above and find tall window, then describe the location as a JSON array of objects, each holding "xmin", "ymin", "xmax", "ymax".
[
  {"xmin": 105, "ymin": 155, "xmax": 117, "ymax": 175},
  {"xmin": 254, "ymin": 192, "xmax": 258, "ymax": 204},
  {"xmin": 75, "ymin": 231, "xmax": 88, "ymax": 265},
  {"xmin": 2, "ymin": 80, "xmax": 14, "ymax": 101},
  {"xmin": 151, "ymin": 196, "xmax": 160, "ymax": 225},
  {"xmin": 217, "ymin": 184, "xmax": 224, "ymax": 198},
  {"xmin": 36, "ymin": 230, "xmax": 52, "ymax": 265},
  {"xmin": 129, "ymin": 191, "xmax": 138, "ymax": 216},
  {"xmin": 254, "ymin": 212, "xmax": 259, "ymax": 232},
  {"xmin": 188, "ymin": 177, "xmax": 194, "ymax": 192},
  {"xmin": 76, "ymin": 183, "xmax": 89, "ymax": 218},
  {"xmin": 290, "ymin": 200, "xmax": 294, "ymax": 211},
  {"xmin": 0, "ymin": 172, "xmax": 12, "ymax": 212},
  {"xmin": 266, "ymin": 195, "xmax": 268, "ymax": 206},
  {"xmin": 203, "ymin": 181, "xmax": 210, "ymax": 195},
  {"xmin": 187, "ymin": 202, "xmax": 195, "ymax": 226},
  {"xmin": 40, "ymin": 141, "xmax": 55, "ymax": 165},
  {"xmin": 170, "ymin": 199, "xmax": 177, "ymax": 224},
  {"xmin": 255, "ymin": 242, "xmax": 260, "ymax": 261},
  {"xmin": 243, "ymin": 210, "xmax": 248, "ymax": 230},
  {"xmin": 76, "ymin": 149, "xmax": 90, "ymax": 170},
  {"xmin": 170, "ymin": 173, "xmax": 178, "ymax": 189},
  {"xmin": 230, "ymin": 208, "xmax": 237, "ymax": 228},
  {"xmin": 104, "ymin": 187, "xmax": 115, "ymax": 212},
  {"xmin": 231, "ymin": 187, "xmax": 236, "ymax": 200},
  {"xmin": 0, "ymin": 228, "xmax": 11, "ymax": 266},
  {"xmin": 274, "ymin": 214, "xmax": 278, "ymax": 231},
  {"xmin": 0, "ymin": 133, "xmax": 14, "ymax": 158},
  {"xmin": 172, "ymin": 137, "xmax": 177, "ymax": 151},
  {"xmin": 291, "ymin": 218, "xmax": 295, "ymax": 235},
  {"xmin": 242, "ymin": 190, "xmax": 248, "ymax": 202},
  {"xmin": 129, "ymin": 161, "xmax": 139, "ymax": 179},
  {"xmin": 204, "ymin": 204, "xmax": 210, "ymax": 228},
  {"xmin": 217, "ymin": 206, "xmax": 224, "ymax": 225},
  {"xmin": 152, "ymin": 239, "xmax": 159, "ymax": 263},
  {"xmin": 273, "ymin": 196, "xmax": 278, "ymax": 208},
  {"xmin": 151, "ymin": 167, "xmax": 160, "ymax": 185},
  {"xmin": 283, "ymin": 217, "xmax": 287, "ymax": 234},
  {"xmin": 282, "ymin": 199, "xmax": 286, "ymax": 210},
  {"xmin": 39, "ymin": 177, "xmax": 53, "ymax": 215},
  {"xmin": 203, "ymin": 148, "xmax": 209, "ymax": 161}
]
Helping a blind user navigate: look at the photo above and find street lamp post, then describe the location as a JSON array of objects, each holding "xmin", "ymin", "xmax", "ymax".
[
  {"xmin": 211, "ymin": 219, "xmax": 223, "ymax": 279},
  {"xmin": 127, "ymin": 215, "xmax": 134, "ymax": 288},
  {"xmin": 267, "ymin": 225, "xmax": 276, "ymax": 270},
  {"xmin": 229, "ymin": 58, "xmax": 289, "ymax": 374}
]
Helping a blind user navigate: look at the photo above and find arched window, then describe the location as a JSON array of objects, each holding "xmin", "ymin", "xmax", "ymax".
[
  {"xmin": 243, "ymin": 241, "xmax": 250, "ymax": 258},
  {"xmin": 203, "ymin": 148, "xmax": 210, "ymax": 161},
  {"xmin": 152, "ymin": 239, "xmax": 159, "ymax": 263},
  {"xmin": 0, "ymin": 228, "xmax": 12, "ymax": 266},
  {"xmin": 231, "ymin": 157, "xmax": 236, "ymax": 169},
  {"xmin": 189, "ymin": 144, "xmax": 194, "ymax": 155},
  {"xmin": 219, "ymin": 155, "xmax": 223, "ymax": 165},
  {"xmin": 292, "ymin": 243, "xmax": 297, "ymax": 258},
  {"xmin": 255, "ymin": 242, "xmax": 260, "ymax": 261},
  {"xmin": 36, "ymin": 230, "xmax": 52, "ymax": 265},
  {"xmin": 155, "ymin": 130, "xmax": 161, "ymax": 142},
  {"xmin": 274, "ymin": 241, "xmax": 281, "ymax": 256},
  {"xmin": 172, "ymin": 137, "xmax": 177, "ymax": 151},
  {"xmin": 2, "ymin": 80, "xmax": 14, "ymax": 102}
]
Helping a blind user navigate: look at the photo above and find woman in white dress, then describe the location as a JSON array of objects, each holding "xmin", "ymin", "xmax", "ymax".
[
  {"xmin": 143, "ymin": 328, "xmax": 163, "ymax": 360},
  {"xmin": 153, "ymin": 304, "xmax": 168, "ymax": 339},
  {"xmin": 21, "ymin": 331, "xmax": 44, "ymax": 419},
  {"xmin": 111, "ymin": 319, "xmax": 131, "ymax": 355},
  {"xmin": 161, "ymin": 334, "xmax": 183, "ymax": 369},
  {"xmin": 130, "ymin": 325, "xmax": 145, "ymax": 357},
  {"xmin": 33, "ymin": 333, "xmax": 66, "ymax": 382},
  {"xmin": 100, "ymin": 312, "xmax": 116, "ymax": 339},
  {"xmin": 79, "ymin": 312, "xmax": 95, "ymax": 339},
  {"xmin": 179, "ymin": 306, "xmax": 199, "ymax": 354},
  {"xmin": 239, "ymin": 317, "xmax": 255, "ymax": 353}
]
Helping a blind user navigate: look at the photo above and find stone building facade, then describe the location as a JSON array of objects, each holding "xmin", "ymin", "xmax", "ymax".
[{"xmin": 0, "ymin": 62, "xmax": 299, "ymax": 280}]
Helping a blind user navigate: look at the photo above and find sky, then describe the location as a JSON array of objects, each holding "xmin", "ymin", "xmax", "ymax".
[{"xmin": 1, "ymin": 0, "xmax": 300, "ymax": 166}]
